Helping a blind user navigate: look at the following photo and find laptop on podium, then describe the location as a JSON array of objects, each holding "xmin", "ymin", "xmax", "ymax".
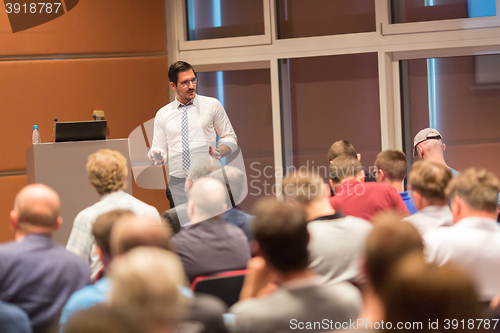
[{"xmin": 55, "ymin": 120, "xmax": 107, "ymax": 142}]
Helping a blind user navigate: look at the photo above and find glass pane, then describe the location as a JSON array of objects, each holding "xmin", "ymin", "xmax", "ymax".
[
  {"xmin": 401, "ymin": 54, "xmax": 500, "ymax": 180},
  {"xmin": 197, "ymin": 69, "xmax": 273, "ymax": 211},
  {"xmin": 186, "ymin": 0, "xmax": 265, "ymax": 41},
  {"xmin": 277, "ymin": 0, "xmax": 376, "ymax": 39},
  {"xmin": 283, "ymin": 53, "xmax": 381, "ymax": 180},
  {"xmin": 392, "ymin": 0, "xmax": 496, "ymax": 24}
]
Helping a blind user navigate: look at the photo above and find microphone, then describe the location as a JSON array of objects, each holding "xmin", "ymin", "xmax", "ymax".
[{"xmin": 51, "ymin": 116, "xmax": 58, "ymax": 143}]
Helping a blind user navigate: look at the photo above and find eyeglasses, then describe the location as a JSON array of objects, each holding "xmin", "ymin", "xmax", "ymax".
[{"xmin": 179, "ymin": 77, "xmax": 198, "ymax": 87}]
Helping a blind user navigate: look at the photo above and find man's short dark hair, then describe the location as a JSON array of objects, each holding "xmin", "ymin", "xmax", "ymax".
[
  {"xmin": 329, "ymin": 156, "xmax": 364, "ymax": 183},
  {"xmin": 327, "ymin": 140, "xmax": 357, "ymax": 162},
  {"xmin": 168, "ymin": 61, "xmax": 196, "ymax": 84},
  {"xmin": 253, "ymin": 198, "xmax": 309, "ymax": 273},
  {"xmin": 93, "ymin": 209, "xmax": 135, "ymax": 258},
  {"xmin": 374, "ymin": 149, "xmax": 407, "ymax": 182}
]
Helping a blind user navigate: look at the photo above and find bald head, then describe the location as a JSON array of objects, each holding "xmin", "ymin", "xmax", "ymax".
[
  {"xmin": 12, "ymin": 184, "xmax": 61, "ymax": 230},
  {"xmin": 110, "ymin": 216, "xmax": 172, "ymax": 257},
  {"xmin": 417, "ymin": 138, "xmax": 446, "ymax": 162},
  {"xmin": 188, "ymin": 178, "xmax": 227, "ymax": 222}
]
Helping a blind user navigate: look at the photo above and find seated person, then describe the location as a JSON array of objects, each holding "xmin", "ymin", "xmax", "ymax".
[
  {"xmin": 403, "ymin": 160, "xmax": 453, "ymax": 234},
  {"xmin": 66, "ymin": 149, "xmax": 161, "ymax": 281},
  {"xmin": 212, "ymin": 166, "xmax": 254, "ymax": 242},
  {"xmin": 282, "ymin": 170, "xmax": 372, "ymax": 284},
  {"xmin": 0, "ymin": 184, "xmax": 90, "ymax": 333},
  {"xmin": 424, "ymin": 168, "xmax": 500, "ymax": 302},
  {"xmin": 171, "ymin": 178, "xmax": 251, "ymax": 283},
  {"xmin": 374, "ymin": 149, "xmax": 417, "ymax": 214},
  {"xmin": 229, "ymin": 199, "xmax": 361, "ymax": 333},
  {"xmin": 329, "ymin": 156, "xmax": 408, "ymax": 221}
]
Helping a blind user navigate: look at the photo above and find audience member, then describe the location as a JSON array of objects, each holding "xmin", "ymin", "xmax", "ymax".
[
  {"xmin": 59, "ymin": 209, "xmax": 136, "ymax": 328},
  {"xmin": 403, "ymin": 160, "xmax": 453, "ymax": 234},
  {"xmin": 384, "ymin": 253, "xmax": 485, "ymax": 333},
  {"xmin": 171, "ymin": 178, "xmax": 250, "ymax": 283},
  {"xmin": 413, "ymin": 128, "xmax": 460, "ymax": 176},
  {"xmin": 327, "ymin": 140, "xmax": 359, "ymax": 163},
  {"xmin": 0, "ymin": 301, "xmax": 32, "ymax": 333},
  {"xmin": 414, "ymin": 128, "xmax": 500, "ymax": 212},
  {"xmin": 424, "ymin": 168, "xmax": 500, "ymax": 302},
  {"xmin": 374, "ymin": 149, "xmax": 417, "ymax": 214},
  {"xmin": 329, "ymin": 156, "xmax": 408, "ymax": 221},
  {"xmin": 282, "ymin": 170, "xmax": 372, "ymax": 284},
  {"xmin": 0, "ymin": 184, "xmax": 90, "ymax": 333},
  {"xmin": 229, "ymin": 199, "xmax": 361, "ymax": 333},
  {"xmin": 359, "ymin": 213, "xmax": 424, "ymax": 322},
  {"xmin": 63, "ymin": 304, "xmax": 143, "ymax": 333},
  {"xmin": 327, "ymin": 140, "xmax": 376, "ymax": 183},
  {"xmin": 163, "ymin": 160, "xmax": 214, "ymax": 230},
  {"xmin": 111, "ymin": 214, "xmax": 229, "ymax": 333},
  {"xmin": 357, "ymin": 212, "xmax": 424, "ymax": 324},
  {"xmin": 110, "ymin": 247, "xmax": 187, "ymax": 333},
  {"xmin": 212, "ymin": 166, "xmax": 254, "ymax": 241},
  {"xmin": 66, "ymin": 149, "xmax": 161, "ymax": 281},
  {"xmin": 110, "ymin": 215, "xmax": 172, "ymax": 257}
]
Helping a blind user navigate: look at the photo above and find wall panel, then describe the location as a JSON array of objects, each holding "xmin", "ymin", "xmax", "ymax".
[
  {"xmin": 0, "ymin": 175, "xmax": 27, "ymax": 243},
  {"xmin": 0, "ymin": 0, "xmax": 167, "ymax": 55},
  {"xmin": 0, "ymin": 56, "xmax": 170, "ymax": 171}
]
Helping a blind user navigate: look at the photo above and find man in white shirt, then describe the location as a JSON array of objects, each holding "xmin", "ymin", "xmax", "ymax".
[
  {"xmin": 424, "ymin": 168, "xmax": 500, "ymax": 302},
  {"xmin": 149, "ymin": 61, "xmax": 237, "ymax": 208},
  {"xmin": 404, "ymin": 160, "xmax": 453, "ymax": 235},
  {"xmin": 282, "ymin": 170, "xmax": 372, "ymax": 284}
]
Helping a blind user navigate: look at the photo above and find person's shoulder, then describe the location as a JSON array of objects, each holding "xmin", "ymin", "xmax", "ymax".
[
  {"xmin": 196, "ymin": 95, "xmax": 224, "ymax": 108},
  {"xmin": 423, "ymin": 226, "xmax": 452, "ymax": 244},
  {"xmin": 54, "ymin": 245, "xmax": 91, "ymax": 268},
  {"xmin": 74, "ymin": 199, "xmax": 108, "ymax": 224},
  {"xmin": 229, "ymin": 291, "xmax": 281, "ymax": 315},
  {"xmin": 365, "ymin": 181, "xmax": 394, "ymax": 193},
  {"xmin": 0, "ymin": 240, "xmax": 21, "ymax": 254},
  {"xmin": 155, "ymin": 100, "xmax": 177, "ymax": 115},
  {"xmin": 340, "ymin": 215, "xmax": 372, "ymax": 228},
  {"xmin": 116, "ymin": 192, "xmax": 160, "ymax": 216}
]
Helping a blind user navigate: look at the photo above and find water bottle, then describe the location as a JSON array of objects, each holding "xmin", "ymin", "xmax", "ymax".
[{"xmin": 32, "ymin": 125, "xmax": 41, "ymax": 144}]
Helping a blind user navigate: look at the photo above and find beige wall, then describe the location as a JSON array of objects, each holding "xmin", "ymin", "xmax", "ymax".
[{"xmin": 0, "ymin": 0, "xmax": 170, "ymax": 243}]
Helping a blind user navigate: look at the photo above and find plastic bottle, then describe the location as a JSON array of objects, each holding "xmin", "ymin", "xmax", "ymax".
[{"xmin": 32, "ymin": 125, "xmax": 41, "ymax": 144}]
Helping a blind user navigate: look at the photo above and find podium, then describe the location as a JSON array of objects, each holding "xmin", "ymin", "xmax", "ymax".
[{"xmin": 26, "ymin": 139, "xmax": 133, "ymax": 245}]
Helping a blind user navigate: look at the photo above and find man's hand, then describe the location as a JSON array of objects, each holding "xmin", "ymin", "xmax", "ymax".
[
  {"xmin": 239, "ymin": 256, "xmax": 277, "ymax": 301},
  {"xmin": 151, "ymin": 149, "xmax": 165, "ymax": 165},
  {"xmin": 208, "ymin": 146, "xmax": 222, "ymax": 161}
]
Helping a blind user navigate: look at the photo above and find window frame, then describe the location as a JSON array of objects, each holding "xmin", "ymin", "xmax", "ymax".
[{"xmin": 175, "ymin": 0, "xmax": 272, "ymax": 51}]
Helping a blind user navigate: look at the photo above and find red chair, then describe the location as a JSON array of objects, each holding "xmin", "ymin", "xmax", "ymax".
[{"xmin": 190, "ymin": 270, "xmax": 248, "ymax": 307}]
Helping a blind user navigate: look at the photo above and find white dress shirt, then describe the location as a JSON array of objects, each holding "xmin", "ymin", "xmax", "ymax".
[
  {"xmin": 66, "ymin": 190, "xmax": 161, "ymax": 280},
  {"xmin": 424, "ymin": 216, "xmax": 500, "ymax": 301},
  {"xmin": 149, "ymin": 95, "xmax": 237, "ymax": 178}
]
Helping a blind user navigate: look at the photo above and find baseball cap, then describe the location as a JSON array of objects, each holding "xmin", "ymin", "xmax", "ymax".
[{"xmin": 413, "ymin": 128, "xmax": 442, "ymax": 157}]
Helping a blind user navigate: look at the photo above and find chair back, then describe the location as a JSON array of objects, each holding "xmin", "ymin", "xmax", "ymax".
[{"xmin": 190, "ymin": 270, "xmax": 248, "ymax": 307}]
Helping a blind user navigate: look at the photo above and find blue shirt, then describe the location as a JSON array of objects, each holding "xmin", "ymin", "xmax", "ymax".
[
  {"xmin": 400, "ymin": 191, "xmax": 417, "ymax": 215},
  {"xmin": 0, "ymin": 234, "xmax": 90, "ymax": 332},
  {"xmin": 59, "ymin": 277, "xmax": 112, "ymax": 328}
]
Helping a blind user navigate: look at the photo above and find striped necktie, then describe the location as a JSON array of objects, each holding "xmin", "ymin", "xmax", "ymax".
[{"xmin": 181, "ymin": 103, "xmax": 191, "ymax": 172}]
